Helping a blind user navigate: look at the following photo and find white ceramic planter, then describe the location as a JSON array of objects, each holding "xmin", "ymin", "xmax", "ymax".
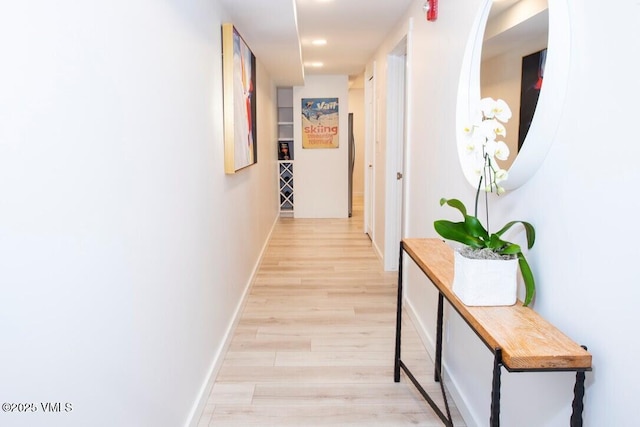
[{"xmin": 452, "ymin": 250, "xmax": 518, "ymax": 306}]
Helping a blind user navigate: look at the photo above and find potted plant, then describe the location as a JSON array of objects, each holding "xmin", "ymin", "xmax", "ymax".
[{"xmin": 434, "ymin": 98, "xmax": 536, "ymax": 307}]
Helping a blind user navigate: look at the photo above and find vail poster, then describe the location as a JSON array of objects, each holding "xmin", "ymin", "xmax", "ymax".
[{"xmin": 301, "ymin": 98, "xmax": 339, "ymax": 149}]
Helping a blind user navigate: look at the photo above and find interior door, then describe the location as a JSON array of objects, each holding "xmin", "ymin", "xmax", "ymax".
[
  {"xmin": 383, "ymin": 37, "xmax": 408, "ymax": 271},
  {"xmin": 364, "ymin": 67, "xmax": 375, "ymax": 238}
]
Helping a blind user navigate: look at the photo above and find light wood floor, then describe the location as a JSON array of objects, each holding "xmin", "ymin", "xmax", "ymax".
[{"xmin": 197, "ymin": 198, "xmax": 465, "ymax": 426}]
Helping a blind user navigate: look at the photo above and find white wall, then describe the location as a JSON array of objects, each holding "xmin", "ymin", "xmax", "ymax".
[
  {"xmin": 293, "ymin": 75, "xmax": 350, "ymax": 218},
  {"xmin": 371, "ymin": 0, "xmax": 640, "ymax": 425},
  {"xmin": 0, "ymin": 1, "xmax": 279, "ymax": 426}
]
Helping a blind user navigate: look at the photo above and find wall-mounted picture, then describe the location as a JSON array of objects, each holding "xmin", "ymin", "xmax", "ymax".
[
  {"xmin": 278, "ymin": 141, "xmax": 292, "ymax": 160},
  {"xmin": 222, "ymin": 23, "xmax": 257, "ymax": 174},
  {"xmin": 301, "ymin": 98, "xmax": 339, "ymax": 149},
  {"xmin": 518, "ymin": 48, "xmax": 546, "ymax": 150}
]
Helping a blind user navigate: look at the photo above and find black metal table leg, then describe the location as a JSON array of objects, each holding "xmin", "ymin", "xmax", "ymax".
[
  {"xmin": 394, "ymin": 242, "xmax": 404, "ymax": 382},
  {"xmin": 434, "ymin": 296, "xmax": 453, "ymax": 424},
  {"xmin": 490, "ymin": 348, "xmax": 503, "ymax": 427},
  {"xmin": 570, "ymin": 345, "xmax": 587, "ymax": 427},
  {"xmin": 435, "ymin": 293, "xmax": 444, "ymax": 382},
  {"xmin": 570, "ymin": 370, "xmax": 586, "ymax": 427}
]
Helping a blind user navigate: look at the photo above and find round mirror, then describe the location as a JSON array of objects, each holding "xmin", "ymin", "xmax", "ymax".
[{"xmin": 456, "ymin": 0, "xmax": 570, "ymax": 190}]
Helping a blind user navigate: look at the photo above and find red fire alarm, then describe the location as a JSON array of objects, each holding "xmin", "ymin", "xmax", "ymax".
[{"xmin": 424, "ymin": 0, "xmax": 438, "ymax": 21}]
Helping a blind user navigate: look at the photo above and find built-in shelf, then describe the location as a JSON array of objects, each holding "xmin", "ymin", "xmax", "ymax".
[
  {"xmin": 277, "ymin": 87, "xmax": 294, "ymax": 217},
  {"xmin": 278, "ymin": 106, "xmax": 294, "ymax": 123},
  {"xmin": 278, "ymin": 123, "xmax": 293, "ymax": 140}
]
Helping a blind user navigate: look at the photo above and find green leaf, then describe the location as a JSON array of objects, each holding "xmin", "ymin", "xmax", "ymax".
[
  {"xmin": 499, "ymin": 243, "xmax": 522, "ymax": 255},
  {"xmin": 434, "ymin": 220, "xmax": 485, "ymax": 249},
  {"xmin": 438, "ymin": 198, "xmax": 489, "ymax": 242},
  {"xmin": 440, "ymin": 198, "xmax": 468, "ymax": 217},
  {"xmin": 495, "ymin": 220, "xmax": 536, "ymax": 249},
  {"xmin": 486, "ymin": 234, "xmax": 505, "ymax": 251},
  {"xmin": 518, "ymin": 252, "xmax": 536, "ymax": 307},
  {"xmin": 464, "ymin": 215, "xmax": 490, "ymax": 240},
  {"xmin": 483, "ymin": 234, "xmax": 519, "ymax": 254}
]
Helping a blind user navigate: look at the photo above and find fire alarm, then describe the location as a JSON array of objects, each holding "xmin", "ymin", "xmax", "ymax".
[{"xmin": 423, "ymin": 0, "xmax": 438, "ymax": 21}]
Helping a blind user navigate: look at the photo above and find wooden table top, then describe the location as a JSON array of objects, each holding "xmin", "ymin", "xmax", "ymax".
[{"xmin": 402, "ymin": 238, "xmax": 592, "ymax": 371}]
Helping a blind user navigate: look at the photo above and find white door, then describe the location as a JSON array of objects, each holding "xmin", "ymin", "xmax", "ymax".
[
  {"xmin": 383, "ymin": 36, "xmax": 409, "ymax": 271},
  {"xmin": 364, "ymin": 66, "xmax": 375, "ymax": 238}
]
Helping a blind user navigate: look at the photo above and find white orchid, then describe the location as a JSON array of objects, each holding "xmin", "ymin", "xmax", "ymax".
[
  {"xmin": 480, "ymin": 97, "xmax": 512, "ymax": 122},
  {"xmin": 463, "ymin": 97, "xmax": 512, "ymax": 194},
  {"xmin": 476, "ymin": 120, "xmax": 497, "ymax": 140},
  {"xmin": 494, "ymin": 141, "xmax": 510, "ymax": 161},
  {"xmin": 465, "ymin": 140, "xmax": 479, "ymax": 155},
  {"xmin": 462, "ymin": 123, "xmax": 475, "ymax": 136},
  {"xmin": 494, "ymin": 168, "xmax": 508, "ymax": 183},
  {"xmin": 485, "ymin": 140, "xmax": 510, "ymax": 161}
]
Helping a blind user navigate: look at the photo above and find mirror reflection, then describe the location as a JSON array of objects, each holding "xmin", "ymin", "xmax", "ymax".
[{"xmin": 480, "ymin": 0, "xmax": 549, "ymax": 171}]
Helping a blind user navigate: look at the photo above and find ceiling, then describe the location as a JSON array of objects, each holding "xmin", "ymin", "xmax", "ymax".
[
  {"xmin": 483, "ymin": 0, "xmax": 548, "ymax": 59},
  {"xmin": 219, "ymin": 0, "xmax": 414, "ymax": 87},
  {"xmin": 218, "ymin": 0, "xmax": 545, "ymax": 87}
]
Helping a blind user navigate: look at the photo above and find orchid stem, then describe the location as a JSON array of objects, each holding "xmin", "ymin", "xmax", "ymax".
[
  {"xmin": 474, "ymin": 176, "xmax": 482, "ymax": 218},
  {"xmin": 485, "ymin": 183, "xmax": 490, "ymax": 234},
  {"xmin": 482, "ymin": 153, "xmax": 491, "ymax": 233}
]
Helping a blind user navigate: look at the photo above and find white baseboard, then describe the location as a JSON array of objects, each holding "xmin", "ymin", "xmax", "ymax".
[
  {"xmin": 372, "ymin": 239, "xmax": 384, "ymax": 264},
  {"xmin": 184, "ymin": 216, "xmax": 280, "ymax": 427}
]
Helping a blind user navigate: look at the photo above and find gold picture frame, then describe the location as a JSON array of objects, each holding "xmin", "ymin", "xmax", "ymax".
[{"xmin": 222, "ymin": 23, "xmax": 257, "ymax": 174}]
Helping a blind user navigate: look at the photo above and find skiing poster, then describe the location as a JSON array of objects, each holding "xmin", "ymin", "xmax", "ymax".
[{"xmin": 301, "ymin": 98, "xmax": 339, "ymax": 149}]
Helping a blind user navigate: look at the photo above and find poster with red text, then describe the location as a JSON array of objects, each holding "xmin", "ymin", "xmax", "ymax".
[{"xmin": 301, "ymin": 98, "xmax": 339, "ymax": 149}]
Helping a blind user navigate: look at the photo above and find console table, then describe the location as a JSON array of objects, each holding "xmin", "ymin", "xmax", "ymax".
[{"xmin": 394, "ymin": 238, "xmax": 592, "ymax": 427}]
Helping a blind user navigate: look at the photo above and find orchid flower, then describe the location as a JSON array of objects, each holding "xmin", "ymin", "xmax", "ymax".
[
  {"xmin": 480, "ymin": 97, "xmax": 512, "ymax": 122},
  {"xmin": 464, "ymin": 97, "xmax": 512, "ymax": 194}
]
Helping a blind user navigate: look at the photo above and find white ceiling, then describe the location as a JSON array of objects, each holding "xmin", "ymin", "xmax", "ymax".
[
  {"xmin": 484, "ymin": 0, "xmax": 548, "ymax": 59},
  {"xmin": 218, "ymin": 0, "xmax": 546, "ymax": 87},
  {"xmin": 219, "ymin": 0, "xmax": 414, "ymax": 87}
]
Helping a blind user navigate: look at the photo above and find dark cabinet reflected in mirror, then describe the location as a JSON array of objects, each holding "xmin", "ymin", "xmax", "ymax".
[{"xmin": 480, "ymin": 0, "xmax": 548, "ymax": 170}]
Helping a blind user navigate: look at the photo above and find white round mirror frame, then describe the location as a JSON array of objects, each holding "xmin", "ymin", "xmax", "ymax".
[{"xmin": 456, "ymin": 0, "xmax": 571, "ymax": 191}]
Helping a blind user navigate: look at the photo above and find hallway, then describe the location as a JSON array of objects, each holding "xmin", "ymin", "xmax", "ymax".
[{"xmin": 197, "ymin": 199, "xmax": 465, "ymax": 426}]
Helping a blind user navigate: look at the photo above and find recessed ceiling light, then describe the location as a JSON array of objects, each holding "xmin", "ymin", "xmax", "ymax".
[
  {"xmin": 305, "ymin": 62, "xmax": 324, "ymax": 68},
  {"xmin": 312, "ymin": 39, "xmax": 327, "ymax": 46}
]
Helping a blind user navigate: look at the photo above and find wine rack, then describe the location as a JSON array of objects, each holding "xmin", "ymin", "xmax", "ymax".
[{"xmin": 279, "ymin": 161, "xmax": 294, "ymax": 216}]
